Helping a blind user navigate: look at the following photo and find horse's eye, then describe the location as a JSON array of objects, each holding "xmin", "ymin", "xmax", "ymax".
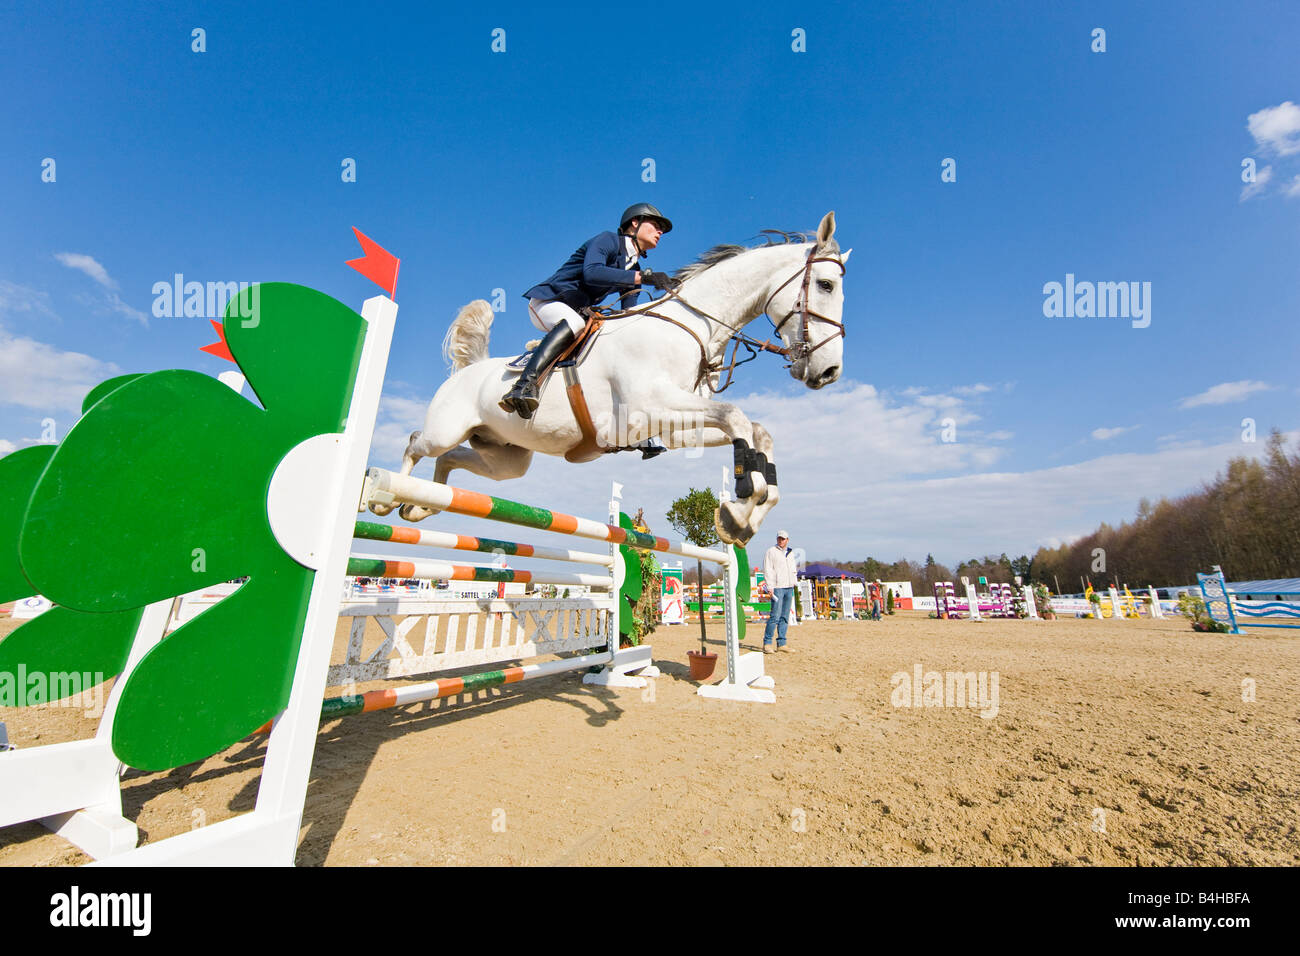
[{"xmin": 817, "ymin": 279, "xmax": 834, "ymax": 293}]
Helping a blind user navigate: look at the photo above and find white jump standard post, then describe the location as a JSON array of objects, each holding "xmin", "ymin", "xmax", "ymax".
[
  {"xmin": 1021, "ymin": 585, "xmax": 1039, "ymax": 619},
  {"xmin": 1147, "ymin": 586, "xmax": 1164, "ymax": 618},
  {"xmin": 697, "ymin": 542, "xmax": 775, "ymax": 704}
]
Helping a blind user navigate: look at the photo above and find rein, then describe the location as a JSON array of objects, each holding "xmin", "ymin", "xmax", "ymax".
[{"xmin": 590, "ymin": 245, "xmax": 846, "ymax": 394}]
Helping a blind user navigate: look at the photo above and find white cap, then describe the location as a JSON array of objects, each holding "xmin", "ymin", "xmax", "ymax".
[{"xmin": 776, "ymin": 530, "xmax": 789, "ymax": 539}]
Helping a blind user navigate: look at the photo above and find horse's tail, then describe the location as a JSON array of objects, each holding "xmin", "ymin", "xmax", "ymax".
[{"xmin": 443, "ymin": 299, "xmax": 494, "ymax": 371}]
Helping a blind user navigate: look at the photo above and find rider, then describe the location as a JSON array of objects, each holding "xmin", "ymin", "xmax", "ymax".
[{"xmin": 500, "ymin": 203, "xmax": 680, "ymax": 421}]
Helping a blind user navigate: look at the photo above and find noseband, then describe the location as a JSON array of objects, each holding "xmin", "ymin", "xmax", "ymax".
[{"xmin": 764, "ymin": 247, "xmax": 847, "ymax": 363}]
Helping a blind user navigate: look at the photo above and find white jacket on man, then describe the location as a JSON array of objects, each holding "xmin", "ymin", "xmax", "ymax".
[{"xmin": 764, "ymin": 545, "xmax": 796, "ymax": 590}]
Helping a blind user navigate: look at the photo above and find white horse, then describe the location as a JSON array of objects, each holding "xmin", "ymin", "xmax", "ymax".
[{"xmin": 372, "ymin": 210, "xmax": 850, "ymax": 545}]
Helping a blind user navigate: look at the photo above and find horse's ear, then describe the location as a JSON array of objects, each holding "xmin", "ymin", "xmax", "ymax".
[
  {"xmin": 840, "ymin": 248, "xmax": 852, "ymax": 264},
  {"xmin": 817, "ymin": 211, "xmax": 836, "ymax": 245}
]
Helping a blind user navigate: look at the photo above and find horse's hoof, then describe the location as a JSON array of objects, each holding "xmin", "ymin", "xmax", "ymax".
[
  {"xmin": 714, "ymin": 503, "xmax": 749, "ymax": 546},
  {"xmin": 398, "ymin": 503, "xmax": 436, "ymax": 522},
  {"xmin": 369, "ymin": 501, "xmax": 394, "ymax": 517}
]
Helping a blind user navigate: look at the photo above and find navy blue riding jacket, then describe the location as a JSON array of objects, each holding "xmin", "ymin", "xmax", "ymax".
[{"xmin": 523, "ymin": 230, "xmax": 643, "ymax": 311}]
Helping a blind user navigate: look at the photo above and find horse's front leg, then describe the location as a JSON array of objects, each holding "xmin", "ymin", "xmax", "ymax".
[
  {"xmin": 746, "ymin": 421, "xmax": 779, "ymax": 525},
  {"xmin": 655, "ymin": 397, "xmax": 776, "ymax": 546}
]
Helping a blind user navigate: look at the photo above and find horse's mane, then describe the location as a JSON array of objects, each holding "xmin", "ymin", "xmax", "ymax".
[{"xmin": 673, "ymin": 229, "xmax": 835, "ymax": 281}]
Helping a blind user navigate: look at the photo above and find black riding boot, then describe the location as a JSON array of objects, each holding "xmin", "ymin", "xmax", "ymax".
[{"xmin": 500, "ymin": 322, "xmax": 577, "ymax": 419}]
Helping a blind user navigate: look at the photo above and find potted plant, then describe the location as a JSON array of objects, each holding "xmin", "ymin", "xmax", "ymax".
[
  {"xmin": 667, "ymin": 488, "xmax": 723, "ymax": 680},
  {"xmin": 1177, "ymin": 593, "xmax": 1229, "ymax": 633},
  {"xmin": 1034, "ymin": 583, "xmax": 1056, "ymax": 619}
]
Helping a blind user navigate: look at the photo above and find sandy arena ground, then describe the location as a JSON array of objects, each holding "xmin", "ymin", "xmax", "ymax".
[{"xmin": 1, "ymin": 611, "xmax": 1297, "ymax": 866}]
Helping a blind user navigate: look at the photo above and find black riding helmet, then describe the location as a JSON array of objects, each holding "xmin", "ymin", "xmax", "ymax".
[{"xmin": 619, "ymin": 203, "xmax": 672, "ymax": 234}]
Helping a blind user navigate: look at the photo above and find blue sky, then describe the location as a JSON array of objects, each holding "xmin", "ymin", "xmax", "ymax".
[{"xmin": 3, "ymin": 1, "xmax": 1298, "ymax": 567}]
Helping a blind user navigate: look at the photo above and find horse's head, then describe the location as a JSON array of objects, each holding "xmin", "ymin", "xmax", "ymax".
[{"xmin": 765, "ymin": 211, "xmax": 850, "ymax": 390}]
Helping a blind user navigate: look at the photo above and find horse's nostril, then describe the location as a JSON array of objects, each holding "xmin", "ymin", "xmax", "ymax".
[{"xmin": 821, "ymin": 366, "xmax": 841, "ymax": 383}]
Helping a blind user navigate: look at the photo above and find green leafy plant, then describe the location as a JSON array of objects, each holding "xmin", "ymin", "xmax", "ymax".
[
  {"xmin": 666, "ymin": 488, "xmax": 722, "ymax": 655},
  {"xmin": 624, "ymin": 548, "xmax": 661, "ymax": 646},
  {"xmin": 1177, "ymin": 592, "xmax": 1229, "ymax": 633},
  {"xmin": 1032, "ymin": 583, "xmax": 1055, "ymax": 618}
]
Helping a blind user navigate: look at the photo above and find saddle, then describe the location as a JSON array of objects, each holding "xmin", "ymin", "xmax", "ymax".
[{"xmin": 507, "ymin": 313, "xmax": 615, "ymax": 464}]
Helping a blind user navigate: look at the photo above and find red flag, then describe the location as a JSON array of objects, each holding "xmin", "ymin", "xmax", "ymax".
[
  {"xmin": 199, "ymin": 319, "xmax": 236, "ymax": 363},
  {"xmin": 347, "ymin": 227, "xmax": 400, "ymax": 298}
]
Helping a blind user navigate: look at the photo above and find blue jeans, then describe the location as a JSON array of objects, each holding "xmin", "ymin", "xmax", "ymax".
[{"xmin": 764, "ymin": 587, "xmax": 794, "ymax": 646}]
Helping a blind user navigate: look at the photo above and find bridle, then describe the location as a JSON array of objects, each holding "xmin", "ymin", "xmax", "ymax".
[
  {"xmin": 762, "ymin": 246, "xmax": 847, "ymax": 364},
  {"xmin": 592, "ymin": 243, "xmax": 846, "ymax": 393}
]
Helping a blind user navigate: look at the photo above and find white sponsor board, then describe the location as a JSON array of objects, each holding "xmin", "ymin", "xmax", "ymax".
[
  {"xmin": 1048, "ymin": 598, "xmax": 1095, "ymax": 615},
  {"xmin": 10, "ymin": 596, "xmax": 53, "ymax": 619}
]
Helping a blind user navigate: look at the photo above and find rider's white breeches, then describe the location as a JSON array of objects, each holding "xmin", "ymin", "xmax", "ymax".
[{"xmin": 528, "ymin": 298, "xmax": 585, "ymax": 335}]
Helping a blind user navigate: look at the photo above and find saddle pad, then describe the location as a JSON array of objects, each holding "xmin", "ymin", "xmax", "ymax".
[{"xmin": 504, "ymin": 327, "xmax": 600, "ymax": 371}]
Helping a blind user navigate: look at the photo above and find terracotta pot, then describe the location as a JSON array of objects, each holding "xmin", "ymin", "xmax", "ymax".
[{"xmin": 687, "ymin": 650, "xmax": 718, "ymax": 681}]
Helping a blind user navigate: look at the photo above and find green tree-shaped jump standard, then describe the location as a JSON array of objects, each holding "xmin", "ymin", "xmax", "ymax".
[{"xmin": 14, "ymin": 284, "xmax": 367, "ymax": 770}]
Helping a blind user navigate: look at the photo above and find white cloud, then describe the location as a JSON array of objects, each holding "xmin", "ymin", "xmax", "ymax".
[
  {"xmin": 0, "ymin": 330, "xmax": 122, "ymax": 414},
  {"xmin": 0, "ymin": 281, "xmax": 58, "ymax": 321},
  {"xmin": 1285, "ymin": 175, "xmax": 1300, "ymax": 199},
  {"xmin": 1247, "ymin": 101, "xmax": 1300, "ymax": 157},
  {"xmin": 57, "ymin": 256, "xmax": 148, "ymax": 326},
  {"xmin": 0, "ymin": 439, "xmax": 15, "ymax": 455},
  {"xmin": 361, "ymin": 377, "xmax": 1014, "ymax": 566},
  {"xmin": 355, "ymin": 371, "xmax": 1300, "ymax": 570},
  {"xmin": 54, "ymin": 253, "xmax": 116, "ymax": 289},
  {"xmin": 106, "ymin": 293, "xmax": 148, "ymax": 326},
  {"xmin": 1239, "ymin": 163, "xmax": 1273, "ymax": 200},
  {"xmin": 363, "ymin": 393, "xmax": 440, "ymax": 464},
  {"xmin": 1091, "ymin": 425, "xmax": 1138, "ymax": 441},
  {"xmin": 1179, "ymin": 380, "xmax": 1272, "ymax": 408},
  {"xmin": 768, "ymin": 435, "xmax": 1299, "ymax": 567}
]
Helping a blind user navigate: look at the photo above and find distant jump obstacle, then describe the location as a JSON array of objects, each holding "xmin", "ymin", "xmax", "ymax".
[
  {"xmin": 934, "ymin": 581, "xmax": 1037, "ymax": 620},
  {"xmin": 1198, "ymin": 568, "xmax": 1300, "ymax": 634},
  {"xmin": 0, "ymin": 279, "xmax": 775, "ymax": 867}
]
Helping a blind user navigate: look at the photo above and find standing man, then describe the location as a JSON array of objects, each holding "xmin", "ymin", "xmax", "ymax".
[{"xmin": 763, "ymin": 530, "xmax": 797, "ymax": 654}]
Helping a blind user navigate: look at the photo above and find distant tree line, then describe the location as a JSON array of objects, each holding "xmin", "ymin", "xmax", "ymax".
[{"xmin": 811, "ymin": 431, "xmax": 1300, "ymax": 593}]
